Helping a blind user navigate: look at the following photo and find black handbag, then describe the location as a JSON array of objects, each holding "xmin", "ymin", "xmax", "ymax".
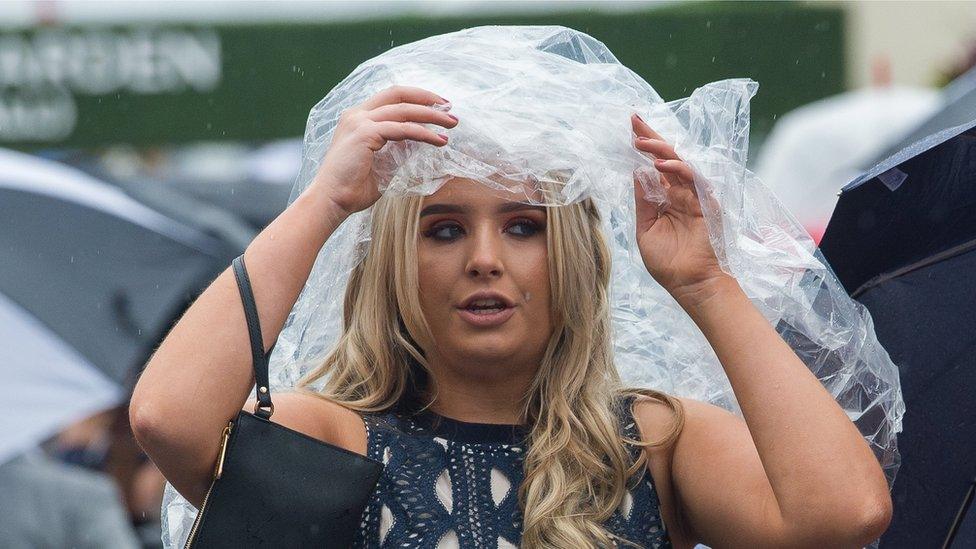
[{"xmin": 184, "ymin": 254, "xmax": 385, "ymax": 548}]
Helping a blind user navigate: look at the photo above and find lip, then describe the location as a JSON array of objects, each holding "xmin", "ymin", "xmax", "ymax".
[
  {"xmin": 456, "ymin": 306, "xmax": 516, "ymax": 327},
  {"xmin": 456, "ymin": 290, "xmax": 517, "ymax": 327},
  {"xmin": 458, "ymin": 290, "xmax": 516, "ymax": 310}
]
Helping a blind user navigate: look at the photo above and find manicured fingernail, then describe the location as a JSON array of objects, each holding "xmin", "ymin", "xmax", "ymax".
[
  {"xmin": 438, "ymin": 133, "xmax": 449, "ymax": 142},
  {"xmin": 447, "ymin": 113, "xmax": 458, "ymax": 122}
]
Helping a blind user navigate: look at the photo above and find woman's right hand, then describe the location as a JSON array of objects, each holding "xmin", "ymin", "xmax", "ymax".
[{"xmin": 311, "ymin": 86, "xmax": 457, "ymax": 216}]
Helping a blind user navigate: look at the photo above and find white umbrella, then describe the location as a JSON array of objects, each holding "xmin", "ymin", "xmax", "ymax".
[
  {"xmin": 755, "ymin": 87, "xmax": 939, "ymax": 243},
  {"xmin": 0, "ymin": 291, "xmax": 121, "ymax": 466}
]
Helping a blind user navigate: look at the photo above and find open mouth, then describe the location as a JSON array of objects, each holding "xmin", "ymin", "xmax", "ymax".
[
  {"xmin": 456, "ymin": 296, "xmax": 516, "ymax": 327},
  {"xmin": 463, "ymin": 299, "xmax": 510, "ymax": 315}
]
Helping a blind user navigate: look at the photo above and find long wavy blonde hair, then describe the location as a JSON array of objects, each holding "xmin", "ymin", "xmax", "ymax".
[{"xmin": 297, "ymin": 180, "xmax": 684, "ymax": 548}]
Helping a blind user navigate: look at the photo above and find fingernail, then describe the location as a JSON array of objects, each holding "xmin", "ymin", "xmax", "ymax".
[
  {"xmin": 636, "ymin": 136, "xmax": 651, "ymax": 141},
  {"xmin": 446, "ymin": 113, "xmax": 458, "ymax": 122},
  {"xmin": 635, "ymin": 113, "xmax": 646, "ymax": 123},
  {"xmin": 438, "ymin": 133, "xmax": 449, "ymax": 142},
  {"xmin": 654, "ymin": 158, "xmax": 666, "ymax": 165}
]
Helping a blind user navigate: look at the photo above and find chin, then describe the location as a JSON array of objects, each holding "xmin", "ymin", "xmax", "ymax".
[{"xmin": 451, "ymin": 340, "xmax": 521, "ymax": 364}]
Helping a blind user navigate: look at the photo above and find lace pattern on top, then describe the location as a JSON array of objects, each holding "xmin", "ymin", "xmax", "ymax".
[{"xmin": 353, "ymin": 395, "xmax": 671, "ymax": 548}]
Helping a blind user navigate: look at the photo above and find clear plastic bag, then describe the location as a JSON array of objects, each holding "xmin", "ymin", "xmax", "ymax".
[{"xmin": 161, "ymin": 25, "xmax": 903, "ymax": 547}]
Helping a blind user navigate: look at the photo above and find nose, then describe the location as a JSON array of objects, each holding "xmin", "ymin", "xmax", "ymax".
[{"xmin": 465, "ymin": 225, "xmax": 504, "ymax": 279}]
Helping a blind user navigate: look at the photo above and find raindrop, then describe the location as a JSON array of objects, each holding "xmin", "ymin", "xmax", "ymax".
[
  {"xmin": 705, "ymin": 20, "xmax": 712, "ymax": 29},
  {"xmin": 69, "ymin": 255, "xmax": 74, "ymax": 263},
  {"xmin": 821, "ymin": 71, "xmax": 826, "ymax": 78},
  {"xmin": 711, "ymin": 56, "xmax": 715, "ymax": 63}
]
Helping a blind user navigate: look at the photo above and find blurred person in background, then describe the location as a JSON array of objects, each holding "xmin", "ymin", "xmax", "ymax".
[
  {"xmin": 0, "ymin": 421, "xmax": 141, "ymax": 549},
  {"xmin": 46, "ymin": 405, "xmax": 169, "ymax": 547},
  {"xmin": 0, "ymin": 403, "xmax": 167, "ymax": 548}
]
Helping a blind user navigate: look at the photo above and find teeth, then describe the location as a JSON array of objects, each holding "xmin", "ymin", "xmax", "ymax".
[{"xmin": 468, "ymin": 298, "xmax": 504, "ymax": 309}]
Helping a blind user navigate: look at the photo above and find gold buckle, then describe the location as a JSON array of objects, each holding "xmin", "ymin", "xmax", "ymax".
[
  {"xmin": 214, "ymin": 422, "xmax": 233, "ymax": 479},
  {"xmin": 254, "ymin": 400, "xmax": 274, "ymax": 417}
]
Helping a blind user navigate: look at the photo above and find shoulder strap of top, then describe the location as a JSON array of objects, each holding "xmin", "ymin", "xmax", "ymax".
[{"xmin": 617, "ymin": 394, "xmax": 644, "ymax": 446}]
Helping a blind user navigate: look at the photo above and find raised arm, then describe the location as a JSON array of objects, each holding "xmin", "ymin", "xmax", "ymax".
[
  {"xmin": 128, "ymin": 86, "xmax": 456, "ymax": 507},
  {"xmin": 629, "ymin": 113, "xmax": 891, "ymax": 548}
]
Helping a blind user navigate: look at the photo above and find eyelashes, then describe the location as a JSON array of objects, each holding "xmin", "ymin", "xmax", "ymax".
[
  {"xmin": 423, "ymin": 223, "xmax": 463, "ymax": 240},
  {"xmin": 422, "ymin": 219, "xmax": 543, "ymax": 241}
]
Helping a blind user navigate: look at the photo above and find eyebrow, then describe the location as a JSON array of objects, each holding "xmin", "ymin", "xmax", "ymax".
[{"xmin": 419, "ymin": 202, "xmax": 547, "ymax": 217}]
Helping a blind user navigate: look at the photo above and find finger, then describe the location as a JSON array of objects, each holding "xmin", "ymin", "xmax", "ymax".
[
  {"xmin": 362, "ymin": 85, "xmax": 449, "ymax": 110},
  {"xmin": 631, "ymin": 113, "xmax": 666, "ymax": 141},
  {"xmin": 368, "ymin": 120, "xmax": 448, "ymax": 151},
  {"xmin": 634, "ymin": 137, "xmax": 679, "ymax": 161},
  {"xmin": 367, "ymin": 103, "xmax": 458, "ymax": 128},
  {"xmin": 633, "ymin": 173, "xmax": 665, "ymax": 230},
  {"xmin": 654, "ymin": 159, "xmax": 695, "ymax": 186}
]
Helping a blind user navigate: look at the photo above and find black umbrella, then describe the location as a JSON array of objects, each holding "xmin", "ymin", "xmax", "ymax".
[
  {"xmin": 0, "ymin": 148, "xmax": 239, "ymax": 387},
  {"xmin": 820, "ymin": 120, "xmax": 976, "ymax": 548}
]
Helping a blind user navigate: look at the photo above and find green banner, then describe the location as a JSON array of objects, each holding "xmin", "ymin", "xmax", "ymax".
[{"xmin": 0, "ymin": 3, "xmax": 843, "ymax": 149}]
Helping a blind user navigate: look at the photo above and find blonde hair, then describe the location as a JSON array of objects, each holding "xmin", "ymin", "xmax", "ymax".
[{"xmin": 297, "ymin": 180, "xmax": 684, "ymax": 548}]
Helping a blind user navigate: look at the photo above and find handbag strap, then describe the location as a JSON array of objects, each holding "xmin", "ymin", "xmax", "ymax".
[{"xmin": 231, "ymin": 254, "xmax": 276, "ymax": 419}]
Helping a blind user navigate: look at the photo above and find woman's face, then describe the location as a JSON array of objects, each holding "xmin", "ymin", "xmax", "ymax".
[{"xmin": 416, "ymin": 178, "xmax": 553, "ymax": 376}]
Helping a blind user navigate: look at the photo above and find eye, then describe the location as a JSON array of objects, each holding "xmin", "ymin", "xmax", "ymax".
[
  {"xmin": 507, "ymin": 219, "xmax": 542, "ymax": 237},
  {"xmin": 424, "ymin": 222, "xmax": 464, "ymax": 241}
]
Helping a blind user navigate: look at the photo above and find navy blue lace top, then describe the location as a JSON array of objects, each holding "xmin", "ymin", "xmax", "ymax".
[{"xmin": 354, "ymin": 395, "xmax": 671, "ymax": 548}]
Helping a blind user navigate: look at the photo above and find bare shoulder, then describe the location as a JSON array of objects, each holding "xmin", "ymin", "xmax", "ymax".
[
  {"xmin": 244, "ymin": 391, "xmax": 368, "ymax": 456},
  {"xmin": 629, "ymin": 394, "xmax": 743, "ymax": 548}
]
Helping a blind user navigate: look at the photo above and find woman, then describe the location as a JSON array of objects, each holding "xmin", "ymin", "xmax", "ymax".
[{"xmin": 131, "ymin": 84, "xmax": 892, "ymax": 548}]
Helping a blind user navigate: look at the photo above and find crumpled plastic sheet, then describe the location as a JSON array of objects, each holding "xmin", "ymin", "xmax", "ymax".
[{"xmin": 161, "ymin": 25, "xmax": 904, "ymax": 547}]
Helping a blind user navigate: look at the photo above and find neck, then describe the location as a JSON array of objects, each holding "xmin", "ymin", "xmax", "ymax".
[{"xmin": 421, "ymin": 353, "xmax": 536, "ymax": 425}]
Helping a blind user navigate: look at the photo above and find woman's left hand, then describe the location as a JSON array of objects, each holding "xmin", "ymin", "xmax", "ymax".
[{"xmin": 630, "ymin": 113, "xmax": 730, "ymax": 301}]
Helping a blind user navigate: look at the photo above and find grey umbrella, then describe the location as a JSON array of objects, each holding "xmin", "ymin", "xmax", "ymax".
[{"xmin": 0, "ymin": 147, "xmax": 239, "ymax": 387}]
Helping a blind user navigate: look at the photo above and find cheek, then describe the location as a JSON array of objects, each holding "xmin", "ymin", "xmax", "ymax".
[
  {"xmin": 519, "ymin": 247, "xmax": 551, "ymax": 320},
  {"xmin": 417, "ymin": 251, "xmax": 454, "ymax": 311}
]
